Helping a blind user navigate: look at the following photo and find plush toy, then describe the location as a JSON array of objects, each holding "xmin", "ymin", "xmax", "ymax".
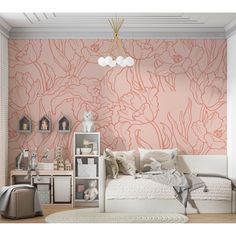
[
  {"xmin": 143, "ymin": 157, "xmax": 162, "ymax": 172},
  {"xmin": 84, "ymin": 180, "xmax": 98, "ymax": 201},
  {"xmin": 24, "ymin": 148, "xmax": 40, "ymax": 181},
  {"xmin": 82, "ymin": 111, "xmax": 95, "ymax": 132}
]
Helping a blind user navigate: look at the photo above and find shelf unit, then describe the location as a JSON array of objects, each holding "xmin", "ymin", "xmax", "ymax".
[
  {"xmin": 73, "ymin": 132, "xmax": 100, "ymax": 207},
  {"xmin": 10, "ymin": 169, "xmax": 73, "ymax": 207}
]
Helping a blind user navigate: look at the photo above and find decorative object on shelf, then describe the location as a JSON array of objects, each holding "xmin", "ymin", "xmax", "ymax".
[
  {"xmin": 97, "ymin": 17, "xmax": 134, "ymax": 68},
  {"xmin": 19, "ymin": 116, "xmax": 32, "ymax": 133},
  {"xmin": 76, "ymin": 147, "xmax": 81, "ymax": 155},
  {"xmin": 24, "ymin": 148, "xmax": 40, "ymax": 181},
  {"xmin": 84, "ymin": 180, "xmax": 98, "ymax": 201},
  {"xmin": 16, "ymin": 148, "xmax": 29, "ymax": 170},
  {"xmin": 58, "ymin": 116, "xmax": 70, "ymax": 133},
  {"xmin": 58, "ymin": 159, "xmax": 65, "ymax": 171},
  {"xmin": 83, "ymin": 139, "xmax": 98, "ymax": 155},
  {"xmin": 54, "ymin": 145, "xmax": 65, "ymax": 170},
  {"xmin": 65, "ymin": 159, "xmax": 72, "ymax": 171},
  {"xmin": 39, "ymin": 116, "xmax": 51, "ymax": 132},
  {"xmin": 80, "ymin": 147, "xmax": 92, "ymax": 155},
  {"xmin": 53, "ymin": 160, "xmax": 58, "ymax": 170},
  {"xmin": 55, "ymin": 146, "xmax": 63, "ymax": 160},
  {"xmin": 76, "ymin": 184, "xmax": 85, "ymax": 199},
  {"xmin": 82, "ymin": 111, "xmax": 95, "ymax": 132},
  {"xmin": 41, "ymin": 148, "xmax": 50, "ymax": 162}
]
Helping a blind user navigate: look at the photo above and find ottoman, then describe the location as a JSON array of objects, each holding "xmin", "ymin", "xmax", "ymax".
[{"xmin": 0, "ymin": 185, "xmax": 43, "ymax": 219}]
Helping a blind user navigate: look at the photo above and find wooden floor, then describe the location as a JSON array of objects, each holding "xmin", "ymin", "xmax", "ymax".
[{"xmin": 1, "ymin": 206, "xmax": 236, "ymax": 223}]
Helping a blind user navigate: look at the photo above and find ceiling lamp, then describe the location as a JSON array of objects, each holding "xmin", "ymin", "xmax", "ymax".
[{"xmin": 98, "ymin": 17, "xmax": 134, "ymax": 68}]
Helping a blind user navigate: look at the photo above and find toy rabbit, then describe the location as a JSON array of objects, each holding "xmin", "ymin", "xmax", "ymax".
[{"xmin": 24, "ymin": 148, "xmax": 40, "ymax": 181}]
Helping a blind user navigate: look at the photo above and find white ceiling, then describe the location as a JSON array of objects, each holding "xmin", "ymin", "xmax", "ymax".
[{"xmin": 1, "ymin": 13, "xmax": 236, "ymax": 39}]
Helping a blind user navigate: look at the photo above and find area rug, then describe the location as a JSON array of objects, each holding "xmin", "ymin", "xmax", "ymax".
[{"xmin": 45, "ymin": 208, "xmax": 188, "ymax": 223}]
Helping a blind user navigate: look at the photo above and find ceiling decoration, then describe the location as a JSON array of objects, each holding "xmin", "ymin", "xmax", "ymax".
[{"xmin": 1, "ymin": 13, "xmax": 236, "ymax": 39}]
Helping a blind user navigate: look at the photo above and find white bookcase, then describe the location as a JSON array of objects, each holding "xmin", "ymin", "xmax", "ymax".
[{"xmin": 73, "ymin": 132, "xmax": 100, "ymax": 207}]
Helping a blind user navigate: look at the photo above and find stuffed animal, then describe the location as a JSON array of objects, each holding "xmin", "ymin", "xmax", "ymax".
[
  {"xmin": 84, "ymin": 180, "xmax": 98, "ymax": 201},
  {"xmin": 143, "ymin": 157, "xmax": 162, "ymax": 172},
  {"xmin": 24, "ymin": 148, "xmax": 40, "ymax": 181},
  {"xmin": 82, "ymin": 111, "xmax": 95, "ymax": 132}
]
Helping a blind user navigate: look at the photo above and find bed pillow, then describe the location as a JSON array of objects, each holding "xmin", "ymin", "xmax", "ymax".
[
  {"xmin": 139, "ymin": 148, "xmax": 178, "ymax": 171},
  {"xmin": 109, "ymin": 150, "xmax": 137, "ymax": 176},
  {"xmin": 104, "ymin": 149, "xmax": 119, "ymax": 179}
]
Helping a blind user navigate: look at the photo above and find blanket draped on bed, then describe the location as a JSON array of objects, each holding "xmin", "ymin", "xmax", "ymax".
[
  {"xmin": 135, "ymin": 169, "xmax": 207, "ymax": 213},
  {"xmin": 0, "ymin": 184, "xmax": 43, "ymax": 216}
]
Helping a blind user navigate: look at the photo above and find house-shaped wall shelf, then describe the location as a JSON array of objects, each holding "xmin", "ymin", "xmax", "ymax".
[
  {"xmin": 19, "ymin": 115, "xmax": 32, "ymax": 133},
  {"xmin": 58, "ymin": 116, "xmax": 71, "ymax": 133},
  {"xmin": 39, "ymin": 116, "xmax": 51, "ymax": 133}
]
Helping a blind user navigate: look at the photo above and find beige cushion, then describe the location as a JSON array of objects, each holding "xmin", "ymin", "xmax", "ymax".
[
  {"xmin": 104, "ymin": 149, "xmax": 119, "ymax": 179},
  {"xmin": 139, "ymin": 148, "xmax": 178, "ymax": 171},
  {"xmin": 108, "ymin": 150, "xmax": 137, "ymax": 176}
]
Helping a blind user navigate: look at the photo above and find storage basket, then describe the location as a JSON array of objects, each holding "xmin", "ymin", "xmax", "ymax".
[
  {"xmin": 37, "ymin": 190, "xmax": 50, "ymax": 204},
  {"xmin": 77, "ymin": 164, "xmax": 96, "ymax": 177}
]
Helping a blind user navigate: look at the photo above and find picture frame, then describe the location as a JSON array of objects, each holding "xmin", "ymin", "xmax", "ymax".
[
  {"xmin": 58, "ymin": 116, "xmax": 70, "ymax": 133},
  {"xmin": 19, "ymin": 115, "xmax": 32, "ymax": 133},
  {"xmin": 39, "ymin": 116, "xmax": 51, "ymax": 133}
]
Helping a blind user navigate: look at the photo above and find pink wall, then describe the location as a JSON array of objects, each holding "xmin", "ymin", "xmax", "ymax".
[{"xmin": 8, "ymin": 39, "xmax": 227, "ymax": 169}]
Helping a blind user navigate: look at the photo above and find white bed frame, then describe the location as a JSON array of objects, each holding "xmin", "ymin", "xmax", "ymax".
[{"xmin": 99, "ymin": 155, "xmax": 235, "ymax": 214}]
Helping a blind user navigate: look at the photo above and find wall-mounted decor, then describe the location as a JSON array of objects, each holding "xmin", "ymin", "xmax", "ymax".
[
  {"xmin": 39, "ymin": 116, "xmax": 51, "ymax": 133},
  {"xmin": 58, "ymin": 116, "xmax": 70, "ymax": 133},
  {"xmin": 19, "ymin": 116, "xmax": 32, "ymax": 133}
]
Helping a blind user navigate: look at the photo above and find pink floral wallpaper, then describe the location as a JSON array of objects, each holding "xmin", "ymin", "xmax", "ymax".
[{"xmin": 8, "ymin": 39, "xmax": 227, "ymax": 169}]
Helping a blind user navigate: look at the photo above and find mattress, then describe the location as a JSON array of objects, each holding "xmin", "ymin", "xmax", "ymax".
[{"xmin": 105, "ymin": 175, "xmax": 232, "ymax": 201}]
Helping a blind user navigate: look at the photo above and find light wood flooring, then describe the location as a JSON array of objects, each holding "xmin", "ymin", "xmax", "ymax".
[{"xmin": 0, "ymin": 206, "xmax": 236, "ymax": 223}]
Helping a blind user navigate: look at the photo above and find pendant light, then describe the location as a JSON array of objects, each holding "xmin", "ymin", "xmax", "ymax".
[{"xmin": 98, "ymin": 17, "xmax": 134, "ymax": 68}]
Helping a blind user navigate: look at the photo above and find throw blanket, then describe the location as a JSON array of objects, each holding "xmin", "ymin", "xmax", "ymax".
[
  {"xmin": 135, "ymin": 169, "xmax": 207, "ymax": 214},
  {"xmin": 0, "ymin": 184, "xmax": 43, "ymax": 216}
]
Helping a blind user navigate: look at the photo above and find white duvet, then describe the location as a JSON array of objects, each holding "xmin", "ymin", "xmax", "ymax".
[{"xmin": 106, "ymin": 175, "xmax": 232, "ymax": 201}]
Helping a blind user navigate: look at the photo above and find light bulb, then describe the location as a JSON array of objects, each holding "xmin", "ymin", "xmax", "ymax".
[
  {"xmin": 109, "ymin": 60, "xmax": 116, "ymax": 67},
  {"xmin": 120, "ymin": 61, "xmax": 127, "ymax": 67},
  {"xmin": 116, "ymin": 56, "xmax": 124, "ymax": 65},
  {"xmin": 105, "ymin": 56, "xmax": 113, "ymax": 65},
  {"xmin": 98, "ymin": 57, "xmax": 106, "ymax": 67},
  {"xmin": 125, "ymin": 57, "xmax": 135, "ymax": 67}
]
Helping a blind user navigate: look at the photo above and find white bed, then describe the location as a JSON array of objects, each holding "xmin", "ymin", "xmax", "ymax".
[{"xmin": 99, "ymin": 155, "xmax": 235, "ymax": 214}]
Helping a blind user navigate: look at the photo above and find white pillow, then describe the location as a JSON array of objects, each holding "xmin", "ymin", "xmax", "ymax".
[
  {"xmin": 107, "ymin": 149, "xmax": 137, "ymax": 175},
  {"xmin": 139, "ymin": 148, "xmax": 178, "ymax": 171}
]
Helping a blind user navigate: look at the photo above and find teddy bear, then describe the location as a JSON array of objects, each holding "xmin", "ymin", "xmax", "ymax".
[{"xmin": 84, "ymin": 180, "xmax": 98, "ymax": 201}]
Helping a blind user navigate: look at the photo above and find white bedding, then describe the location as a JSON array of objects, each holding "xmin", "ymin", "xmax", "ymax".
[{"xmin": 106, "ymin": 175, "xmax": 232, "ymax": 201}]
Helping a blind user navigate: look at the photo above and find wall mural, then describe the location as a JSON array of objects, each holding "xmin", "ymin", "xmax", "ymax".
[{"xmin": 8, "ymin": 39, "xmax": 227, "ymax": 169}]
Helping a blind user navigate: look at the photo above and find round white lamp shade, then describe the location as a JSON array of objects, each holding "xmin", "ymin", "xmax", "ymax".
[
  {"xmin": 116, "ymin": 56, "xmax": 124, "ymax": 65},
  {"xmin": 109, "ymin": 60, "xmax": 117, "ymax": 67},
  {"xmin": 105, "ymin": 56, "xmax": 113, "ymax": 65},
  {"xmin": 98, "ymin": 56, "xmax": 134, "ymax": 67},
  {"xmin": 98, "ymin": 57, "xmax": 106, "ymax": 67},
  {"xmin": 125, "ymin": 57, "xmax": 135, "ymax": 67}
]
